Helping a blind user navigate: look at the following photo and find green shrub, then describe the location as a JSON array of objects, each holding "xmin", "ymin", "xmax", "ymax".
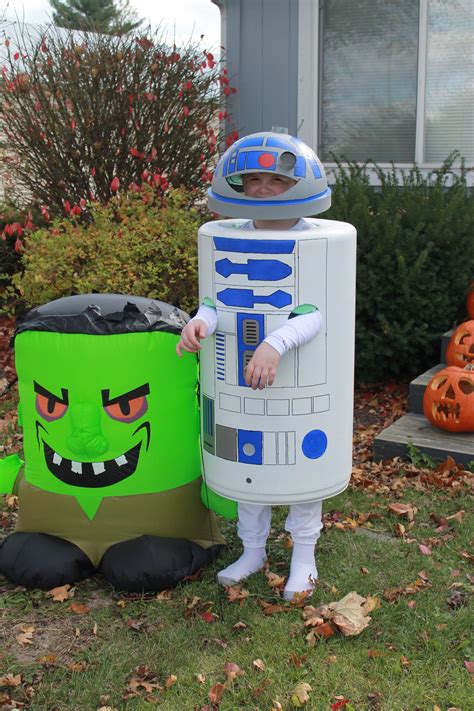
[
  {"xmin": 325, "ymin": 155, "xmax": 474, "ymax": 383},
  {"xmin": 14, "ymin": 186, "xmax": 207, "ymax": 314}
]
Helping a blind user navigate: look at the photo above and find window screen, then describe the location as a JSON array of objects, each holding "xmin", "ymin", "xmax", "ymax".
[
  {"xmin": 424, "ymin": 0, "xmax": 474, "ymax": 162},
  {"xmin": 320, "ymin": 0, "xmax": 419, "ymax": 162}
]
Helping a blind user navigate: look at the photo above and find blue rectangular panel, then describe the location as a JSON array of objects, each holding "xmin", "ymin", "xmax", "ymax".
[
  {"xmin": 309, "ymin": 158, "xmax": 322, "ymax": 178},
  {"xmin": 213, "ymin": 237, "xmax": 295, "ymax": 254},
  {"xmin": 246, "ymin": 151, "xmax": 277, "ymax": 171},
  {"xmin": 265, "ymin": 136, "xmax": 295, "ymax": 151},
  {"xmin": 237, "ymin": 312, "xmax": 264, "ymax": 386},
  {"xmin": 228, "ymin": 151, "xmax": 238, "ymax": 173},
  {"xmin": 238, "ymin": 429, "xmax": 263, "ymax": 465},
  {"xmin": 294, "ymin": 156, "xmax": 306, "ymax": 178},
  {"xmin": 236, "ymin": 152, "xmax": 247, "ymax": 171}
]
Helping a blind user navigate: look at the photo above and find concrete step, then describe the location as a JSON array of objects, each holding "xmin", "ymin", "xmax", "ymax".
[
  {"xmin": 373, "ymin": 412, "xmax": 474, "ymax": 466},
  {"xmin": 409, "ymin": 364, "xmax": 445, "ymax": 414}
]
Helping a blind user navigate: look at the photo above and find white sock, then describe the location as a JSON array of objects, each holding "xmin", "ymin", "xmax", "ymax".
[
  {"xmin": 283, "ymin": 542, "xmax": 318, "ymax": 601},
  {"xmin": 217, "ymin": 546, "xmax": 267, "ymax": 586}
]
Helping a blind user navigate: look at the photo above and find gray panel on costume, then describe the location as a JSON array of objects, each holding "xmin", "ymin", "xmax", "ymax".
[{"xmin": 216, "ymin": 424, "xmax": 238, "ymax": 461}]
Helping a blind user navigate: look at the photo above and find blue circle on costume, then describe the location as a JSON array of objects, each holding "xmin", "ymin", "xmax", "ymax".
[{"xmin": 302, "ymin": 430, "xmax": 327, "ymax": 459}]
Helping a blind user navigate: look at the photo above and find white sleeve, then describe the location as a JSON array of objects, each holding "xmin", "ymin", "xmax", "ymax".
[
  {"xmin": 189, "ymin": 304, "xmax": 218, "ymax": 336},
  {"xmin": 263, "ymin": 311, "xmax": 322, "ymax": 356}
]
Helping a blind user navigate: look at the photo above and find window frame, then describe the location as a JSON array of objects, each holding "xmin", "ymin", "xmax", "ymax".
[{"xmin": 297, "ymin": 0, "xmax": 473, "ymax": 185}]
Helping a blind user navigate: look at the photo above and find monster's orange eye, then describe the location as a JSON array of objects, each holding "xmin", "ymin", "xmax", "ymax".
[
  {"xmin": 34, "ymin": 381, "xmax": 68, "ymax": 422},
  {"xmin": 104, "ymin": 395, "xmax": 148, "ymax": 423},
  {"xmin": 102, "ymin": 384, "xmax": 150, "ymax": 424}
]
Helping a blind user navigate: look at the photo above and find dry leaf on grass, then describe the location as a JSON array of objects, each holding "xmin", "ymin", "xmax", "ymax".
[
  {"xmin": 388, "ymin": 502, "xmax": 417, "ymax": 521},
  {"xmin": 208, "ymin": 681, "xmax": 225, "ymax": 704},
  {"xmin": 16, "ymin": 624, "xmax": 35, "ymax": 646},
  {"xmin": 303, "ymin": 591, "xmax": 378, "ymax": 639},
  {"xmin": 252, "ymin": 658, "xmax": 266, "ymax": 671},
  {"xmin": 232, "ymin": 621, "xmax": 248, "ymax": 630},
  {"xmin": 265, "ymin": 569, "xmax": 286, "ymax": 589},
  {"xmin": 46, "ymin": 584, "xmax": 72, "ymax": 602},
  {"xmin": 0, "ymin": 674, "xmax": 22, "ymax": 687},
  {"xmin": 328, "ymin": 593, "xmax": 374, "ymax": 637},
  {"xmin": 164, "ymin": 675, "xmax": 177, "ymax": 689},
  {"xmin": 226, "ymin": 585, "xmax": 250, "ymax": 603},
  {"xmin": 70, "ymin": 603, "xmax": 91, "ymax": 615},
  {"xmin": 223, "ymin": 661, "xmax": 244, "ymax": 689},
  {"xmin": 419, "ymin": 544, "xmax": 432, "ymax": 556},
  {"xmin": 305, "ymin": 622, "xmax": 335, "ymax": 646},
  {"xmin": 290, "ymin": 681, "xmax": 312, "ymax": 707}
]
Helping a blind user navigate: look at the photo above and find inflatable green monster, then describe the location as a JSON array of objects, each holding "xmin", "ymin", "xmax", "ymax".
[{"xmin": 0, "ymin": 295, "xmax": 236, "ymax": 591}]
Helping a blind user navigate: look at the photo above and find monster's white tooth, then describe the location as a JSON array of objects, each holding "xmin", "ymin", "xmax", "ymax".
[
  {"xmin": 92, "ymin": 462, "xmax": 106, "ymax": 475},
  {"xmin": 53, "ymin": 453, "xmax": 62, "ymax": 466},
  {"xmin": 71, "ymin": 461, "xmax": 82, "ymax": 474},
  {"xmin": 115, "ymin": 455, "xmax": 127, "ymax": 466}
]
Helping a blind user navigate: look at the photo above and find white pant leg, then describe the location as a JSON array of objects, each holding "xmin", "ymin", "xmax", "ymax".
[
  {"xmin": 285, "ymin": 501, "xmax": 323, "ymax": 545},
  {"xmin": 237, "ymin": 503, "xmax": 272, "ymax": 548}
]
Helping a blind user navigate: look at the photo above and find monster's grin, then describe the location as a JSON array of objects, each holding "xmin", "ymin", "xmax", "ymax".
[{"xmin": 43, "ymin": 441, "xmax": 142, "ymax": 488}]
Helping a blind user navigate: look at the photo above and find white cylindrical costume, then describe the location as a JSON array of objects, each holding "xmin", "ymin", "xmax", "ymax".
[{"xmin": 198, "ymin": 131, "xmax": 357, "ymax": 505}]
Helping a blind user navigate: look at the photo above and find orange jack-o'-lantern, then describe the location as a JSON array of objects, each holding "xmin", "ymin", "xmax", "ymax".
[
  {"xmin": 467, "ymin": 283, "xmax": 474, "ymax": 319},
  {"xmin": 423, "ymin": 365, "xmax": 474, "ymax": 433},
  {"xmin": 446, "ymin": 320, "xmax": 474, "ymax": 367}
]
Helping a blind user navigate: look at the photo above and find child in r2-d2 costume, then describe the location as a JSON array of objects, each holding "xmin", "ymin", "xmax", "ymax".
[{"xmin": 176, "ymin": 131, "xmax": 356, "ymax": 600}]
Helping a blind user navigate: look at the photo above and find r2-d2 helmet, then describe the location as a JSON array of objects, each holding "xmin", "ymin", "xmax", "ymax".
[{"xmin": 208, "ymin": 131, "xmax": 331, "ymax": 219}]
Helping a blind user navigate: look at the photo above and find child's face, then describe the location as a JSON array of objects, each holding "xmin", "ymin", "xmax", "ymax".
[{"xmin": 242, "ymin": 172, "xmax": 297, "ymax": 198}]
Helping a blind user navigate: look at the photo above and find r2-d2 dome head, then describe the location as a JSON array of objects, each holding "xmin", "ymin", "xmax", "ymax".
[{"xmin": 208, "ymin": 131, "xmax": 331, "ymax": 220}]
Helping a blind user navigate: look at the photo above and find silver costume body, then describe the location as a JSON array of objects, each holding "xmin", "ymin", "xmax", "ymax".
[{"xmin": 198, "ymin": 217, "xmax": 356, "ymax": 504}]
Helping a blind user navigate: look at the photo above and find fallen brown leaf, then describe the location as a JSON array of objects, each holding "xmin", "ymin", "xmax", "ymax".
[
  {"xmin": 265, "ymin": 569, "xmax": 286, "ymax": 589},
  {"xmin": 46, "ymin": 584, "xmax": 72, "ymax": 602},
  {"xmin": 164, "ymin": 674, "xmax": 177, "ymax": 689},
  {"xmin": 290, "ymin": 681, "xmax": 312, "ymax": 707},
  {"xmin": 70, "ymin": 603, "xmax": 91, "ymax": 615},
  {"xmin": 329, "ymin": 592, "xmax": 373, "ymax": 636},
  {"xmin": 208, "ymin": 681, "xmax": 225, "ymax": 704},
  {"xmin": 0, "ymin": 673, "xmax": 21, "ymax": 687},
  {"xmin": 252, "ymin": 658, "xmax": 266, "ymax": 671},
  {"xmin": 305, "ymin": 622, "xmax": 335, "ymax": 646},
  {"xmin": 388, "ymin": 502, "xmax": 417, "ymax": 521},
  {"xmin": 16, "ymin": 624, "xmax": 35, "ymax": 646},
  {"xmin": 226, "ymin": 585, "xmax": 250, "ymax": 603},
  {"xmin": 232, "ymin": 621, "xmax": 248, "ymax": 630}
]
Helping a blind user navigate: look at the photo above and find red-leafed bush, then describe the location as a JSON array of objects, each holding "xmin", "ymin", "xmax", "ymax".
[{"xmin": 0, "ymin": 23, "xmax": 236, "ymax": 215}]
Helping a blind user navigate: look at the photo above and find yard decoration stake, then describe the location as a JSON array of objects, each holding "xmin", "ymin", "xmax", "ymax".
[
  {"xmin": 423, "ymin": 364, "xmax": 474, "ymax": 433},
  {"xmin": 0, "ymin": 294, "xmax": 228, "ymax": 591},
  {"xmin": 445, "ymin": 320, "xmax": 474, "ymax": 367}
]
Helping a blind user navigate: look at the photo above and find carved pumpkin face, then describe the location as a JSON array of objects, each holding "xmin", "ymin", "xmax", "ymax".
[
  {"xmin": 446, "ymin": 320, "xmax": 474, "ymax": 367},
  {"xmin": 423, "ymin": 365, "xmax": 474, "ymax": 433}
]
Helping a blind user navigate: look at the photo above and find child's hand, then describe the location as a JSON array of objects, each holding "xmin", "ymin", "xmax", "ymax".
[
  {"xmin": 176, "ymin": 319, "xmax": 208, "ymax": 356},
  {"xmin": 245, "ymin": 342, "xmax": 281, "ymax": 389}
]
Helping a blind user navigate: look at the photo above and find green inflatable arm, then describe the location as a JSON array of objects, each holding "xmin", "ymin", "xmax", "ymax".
[
  {"xmin": 0, "ymin": 454, "xmax": 23, "ymax": 495},
  {"xmin": 201, "ymin": 481, "xmax": 237, "ymax": 520}
]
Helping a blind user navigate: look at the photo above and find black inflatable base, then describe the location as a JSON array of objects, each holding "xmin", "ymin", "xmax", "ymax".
[{"xmin": 0, "ymin": 532, "xmax": 222, "ymax": 591}]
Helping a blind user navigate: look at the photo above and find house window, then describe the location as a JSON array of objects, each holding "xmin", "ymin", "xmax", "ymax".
[{"xmin": 319, "ymin": 0, "xmax": 474, "ymax": 165}]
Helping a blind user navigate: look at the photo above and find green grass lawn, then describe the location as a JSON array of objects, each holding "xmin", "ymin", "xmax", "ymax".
[{"xmin": 1, "ymin": 484, "xmax": 472, "ymax": 710}]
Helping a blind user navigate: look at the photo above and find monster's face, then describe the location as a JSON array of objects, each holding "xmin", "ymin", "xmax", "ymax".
[{"xmin": 15, "ymin": 330, "xmax": 200, "ymax": 519}]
